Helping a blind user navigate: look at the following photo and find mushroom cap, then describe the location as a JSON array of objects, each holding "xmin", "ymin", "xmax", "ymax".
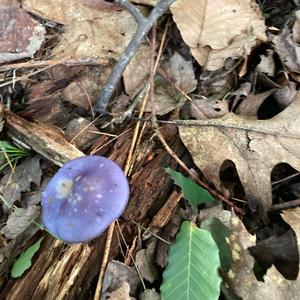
[{"xmin": 41, "ymin": 156, "xmax": 129, "ymax": 243}]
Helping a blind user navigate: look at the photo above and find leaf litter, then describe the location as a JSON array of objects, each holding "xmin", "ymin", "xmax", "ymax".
[{"xmin": 0, "ymin": 0, "xmax": 300, "ymax": 299}]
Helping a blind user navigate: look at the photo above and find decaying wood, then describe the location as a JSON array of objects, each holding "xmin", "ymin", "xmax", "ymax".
[
  {"xmin": 0, "ymin": 57, "xmax": 109, "ymax": 72},
  {"xmin": 1, "ymin": 105, "xmax": 84, "ymax": 166},
  {"xmin": 19, "ymin": 96, "xmax": 69, "ymax": 127},
  {"xmin": 0, "ymin": 117, "xmax": 185, "ymax": 299},
  {"xmin": 143, "ymin": 190, "xmax": 182, "ymax": 240},
  {"xmin": 2, "ymin": 235, "xmax": 107, "ymax": 300}
]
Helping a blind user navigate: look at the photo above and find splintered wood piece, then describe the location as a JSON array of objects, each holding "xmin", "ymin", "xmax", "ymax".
[
  {"xmin": 143, "ymin": 191, "xmax": 182, "ymax": 240},
  {"xmin": 1, "ymin": 105, "xmax": 84, "ymax": 165}
]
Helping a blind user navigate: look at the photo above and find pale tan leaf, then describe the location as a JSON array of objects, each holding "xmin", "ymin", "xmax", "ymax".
[
  {"xmin": 292, "ymin": 10, "xmax": 300, "ymax": 44},
  {"xmin": 123, "ymin": 44, "xmax": 152, "ymax": 98},
  {"xmin": 282, "ymin": 208, "xmax": 300, "ymax": 252},
  {"xmin": 24, "ymin": 0, "xmax": 137, "ymax": 61},
  {"xmin": 179, "ymin": 92, "xmax": 300, "ymax": 213},
  {"xmin": 171, "ymin": 0, "xmax": 266, "ymax": 70},
  {"xmin": 225, "ymin": 215, "xmax": 300, "ymax": 300},
  {"xmin": 52, "ymin": 10, "xmax": 137, "ymax": 60},
  {"xmin": 131, "ymin": 0, "xmax": 157, "ymax": 5},
  {"xmin": 23, "ymin": 0, "xmax": 117, "ymax": 25}
]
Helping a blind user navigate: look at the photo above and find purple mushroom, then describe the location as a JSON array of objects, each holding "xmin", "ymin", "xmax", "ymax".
[{"xmin": 41, "ymin": 156, "xmax": 129, "ymax": 243}]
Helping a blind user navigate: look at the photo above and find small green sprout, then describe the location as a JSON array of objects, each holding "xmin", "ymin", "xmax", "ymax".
[{"xmin": 0, "ymin": 141, "xmax": 29, "ymax": 171}]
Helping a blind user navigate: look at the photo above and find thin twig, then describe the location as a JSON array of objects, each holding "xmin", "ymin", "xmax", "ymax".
[
  {"xmin": 150, "ymin": 24, "xmax": 158, "ymax": 125},
  {"xmin": 116, "ymin": 221, "xmax": 146, "ymax": 290},
  {"xmin": 94, "ymin": 223, "xmax": 115, "ymax": 300},
  {"xmin": 155, "ymin": 129, "xmax": 244, "ymax": 214},
  {"xmin": 94, "ymin": 0, "xmax": 176, "ymax": 112},
  {"xmin": 270, "ymin": 199, "xmax": 300, "ymax": 211}
]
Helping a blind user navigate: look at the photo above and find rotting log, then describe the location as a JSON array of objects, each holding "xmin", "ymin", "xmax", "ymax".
[{"xmin": 1, "ymin": 121, "xmax": 185, "ymax": 299}]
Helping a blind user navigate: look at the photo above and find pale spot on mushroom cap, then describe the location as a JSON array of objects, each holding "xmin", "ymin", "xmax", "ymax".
[
  {"xmin": 47, "ymin": 197, "xmax": 54, "ymax": 204},
  {"xmin": 55, "ymin": 179, "xmax": 73, "ymax": 199},
  {"xmin": 100, "ymin": 163, "xmax": 104, "ymax": 167},
  {"xmin": 74, "ymin": 208, "xmax": 78, "ymax": 212},
  {"xmin": 96, "ymin": 194, "xmax": 103, "ymax": 198},
  {"xmin": 84, "ymin": 209, "xmax": 88, "ymax": 213}
]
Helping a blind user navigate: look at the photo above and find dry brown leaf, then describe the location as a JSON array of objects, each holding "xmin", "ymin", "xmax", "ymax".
[
  {"xmin": 168, "ymin": 52, "xmax": 197, "ymax": 93},
  {"xmin": 142, "ymin": 52, "xmax": 197, "ymax": 115},
  {"xmin": 170, "ymin": 0, "xmax": 266, "ymax": 70},
  {"xmin": 256, "ymin": 50, "xmax": 275, "ymax": 77},
  {"xmin": 102, "ymin": 260, "xmax": 140, "ymax": 297},
  {"xmin": 179, "ymin": 92, "xmax": 300, "ymax": 213},
  {"xmin": 0, "ymin": 156, "xmax": 42, "ymax": 209},
  {"xmin": 273, "ymin": 82, "xmax": 297, "ymax": 110},
  {"xmin": 282, "ymin": 208, "xmax": 300, "ymax": 254},
  {"xmin": 272, "ymin": 25, "xmax": 300, "ymax": 75},
  {"xmin": 123, "ymin": 44, "xmax": 152, "ymax": 98},
  {"xmin": 0, "ymin": 3, "xmax": 45, "ymax": 63},
  {"xmin": 131, "ymin": 0, "xmax": 156, "ymax": 5},
  {"xmin": 1, "ymin": 206, "xmax": 40, "ymax": 239},
  {"xmin": 293, "ymin": 10, "xmax": 300, "ymax": 43},
  {"xmin": 235, "ymin": 89, "xmax": 276, "ymax": 116},
  {"xmin": 102, "ymin": 282, "xmax": 133, "ymax": 300},
  {"xmin": 52, "ymin": 11, "xmax": 137, "ymax": 60},
  {"xmin": 24, "ymin": 0, "xmax": 137, "ymax": 60},
  {"xmin": 225, "ymin": 215, "xmax": 300, "ymax": 300},
  {"xmin": 144, "ymin": 75, "xmax": 187, "ymax": 115},
  {"xmin": 188, "ymin": 97, "xmax": 229, "ymax": 120},
  {"xmin": 23, "ymin": 0, "xmax": 117, "ymax": 25}
]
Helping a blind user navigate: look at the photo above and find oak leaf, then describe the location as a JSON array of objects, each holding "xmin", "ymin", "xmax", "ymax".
[{"xmin": 179, "ymin": 92, "xmax": 300, "ymax": 213}]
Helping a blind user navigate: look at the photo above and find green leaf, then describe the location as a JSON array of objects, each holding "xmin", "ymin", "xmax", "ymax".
[
  {"xmin": 165, "ymin": 168, "xmax": 213, "ymax": 207},
  {"xmin": 11, "ymin": 237, "xmax": 44, "ymax": 278},
  {"xmin": 161, "ymin": 221, "xmax": 221, "ymax": 300},
  {"xmin": 201, "ymin": 217, "xmax": 232, "ymax": 271}
]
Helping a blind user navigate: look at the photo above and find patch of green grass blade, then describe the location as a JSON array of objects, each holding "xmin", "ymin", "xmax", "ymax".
[{"xmin": 0, "ymin": 141, "xmax": 29, "ymax": 171}]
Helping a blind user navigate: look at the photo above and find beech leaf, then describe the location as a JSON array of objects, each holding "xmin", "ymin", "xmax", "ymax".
[{"xmin": 161, "ymin": 221, "xmax": 221, "ymax": 300}]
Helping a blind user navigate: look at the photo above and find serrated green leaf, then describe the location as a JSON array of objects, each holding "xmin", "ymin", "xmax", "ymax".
[
  {"xmin": 161, "ymin": 221, "xmax": 221, "ymax": 300},
  {"xmin": 11, "ymin": 237, "xmax": 44, "ymax": 278},
  {"xmin": 165, "ymin": 168, "xmax": 213, "ymax": 207}
]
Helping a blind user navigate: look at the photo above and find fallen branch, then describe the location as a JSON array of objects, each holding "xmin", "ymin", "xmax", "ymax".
[{"xmin": 94, "ymin": 0, "xmax": 176, "ymax": 112}]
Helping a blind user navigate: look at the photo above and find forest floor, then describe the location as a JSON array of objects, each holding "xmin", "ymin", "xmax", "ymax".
[{"xmin": 0, "ymin": 0, "xmax": 300, "ymax": 299}]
